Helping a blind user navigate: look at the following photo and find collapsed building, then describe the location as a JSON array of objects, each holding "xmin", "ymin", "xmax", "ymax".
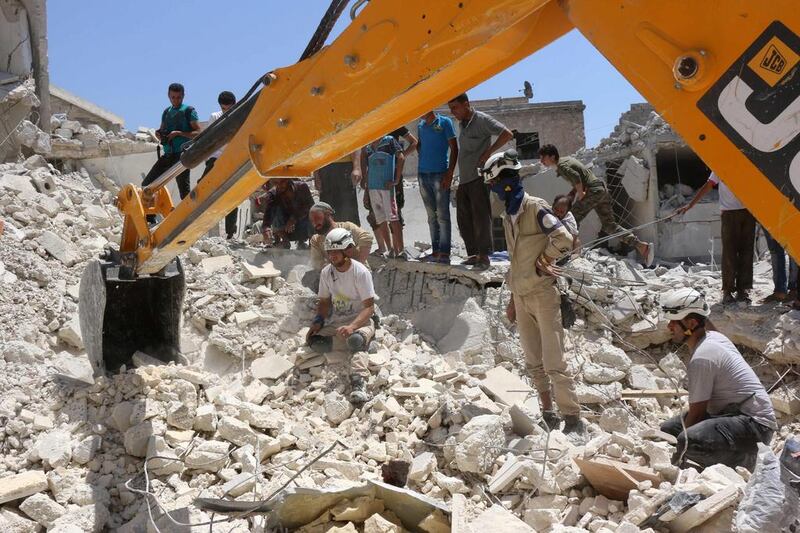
[
  {"xmin": 2, "ymin": 7, "xmax": 800, "ymax": 529},
  {"xmin": 1, "ymin": 119, "xmax": 800, "ymax": 531}
]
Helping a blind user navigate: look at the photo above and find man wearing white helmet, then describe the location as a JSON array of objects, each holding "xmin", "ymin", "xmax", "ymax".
[
  {"xmin": 306, "ymin": 227, "xmax": 376, "ymax": 404},
  {"xmin": 660, "ymin": 288, "xmax": 776, "ymax": 470},
  {"xmin": 483, "ymin": 149, "xmax": 586, "ymax": 434}
]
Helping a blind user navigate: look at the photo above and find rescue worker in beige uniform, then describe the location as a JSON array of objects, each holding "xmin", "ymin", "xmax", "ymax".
[
  {"xmin": 308, "ymin": 202, "xmax": 373, "ymax": 271},
  {"xmin": 482, "ymin": 150, "xmax": 587, "ymax": 434}
]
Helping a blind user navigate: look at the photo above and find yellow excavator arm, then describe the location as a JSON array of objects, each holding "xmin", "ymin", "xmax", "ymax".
[{"xmin": 85, "ymin": 0, "xmax": 800, "ymax": 372}]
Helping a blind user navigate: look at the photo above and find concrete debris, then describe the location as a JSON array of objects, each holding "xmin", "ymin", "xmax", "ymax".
[{"xmin": 0, "ymin": 122, "xmax": 798, "ymax": 533}]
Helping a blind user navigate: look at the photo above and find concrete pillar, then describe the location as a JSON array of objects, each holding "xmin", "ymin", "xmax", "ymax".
[{"xmin": 20, "ymin": 0, "xmax": 49, "ymax": 132}]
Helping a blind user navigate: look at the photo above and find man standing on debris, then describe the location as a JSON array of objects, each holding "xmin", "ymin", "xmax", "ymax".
[
  {"xmin": 308, "ymin": 201, "xmax": 373, "ymax": 270},
  {"xmin": 448, "ymin": 93, "xmax": 514, "ymax": 271},
  {"xmin": 312, "ymin": 150, "xmax": 363, "ymax": 226},
  {"xmin": 417, "ymin": 110, "xmax": 458, "ymax": 264},
  {"xmin": 260, "ymin": 179, "xmax": 314, "ymax": 248},
  {"xmin": 365, "ymin": 135, "xmax": 406, "ymax": 259},
  {"xmin": 539, "ymin": 144, "xmax": 654, "ymax": 266},
  {"xmin": 660, "ymin": 288, "xmax": 776, "ymax": 470},
  {"xmin": 306, "ymin": 228, "xmax": 376, "ymax": 404},
  {"xmin": 482, "ymin": 149, "xmax": 586, "ymax": 434},
  {"xmin": 201, "ymin": 91, "xmax": 238, "ymax": 239},
  {"xmin": 142, "ymin": 83, "xmax": 200, "ymax": 202},
  {"xmin": 676, "ymin": 171, "xmax": 755, "ymax": 304}
]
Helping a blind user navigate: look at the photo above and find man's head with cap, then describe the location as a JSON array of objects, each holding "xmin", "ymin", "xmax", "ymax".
[{"xmin": 310, "ymin": 201, "xmax": 336, "ymax": 235}]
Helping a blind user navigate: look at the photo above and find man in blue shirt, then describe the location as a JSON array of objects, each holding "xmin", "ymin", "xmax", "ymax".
[
  {"xmin": 142, "ymin": 83, "xmax": 200, "ymax": 207},
  {"xmin": 417, "ymin": 111, "xmax": 458, "ymax": 263}
]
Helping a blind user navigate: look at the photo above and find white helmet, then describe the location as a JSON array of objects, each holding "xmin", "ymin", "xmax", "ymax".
[
  {"xmin": 481, "ymin": 149, "xmax": 522, "ymax": 183},
  {"xmin": 661, "ymin": 288, "xmax": 710, "ymax": 320},
  {"xmin": 324, "ymin": 227, "xmax": 355, "ymax": 251}
]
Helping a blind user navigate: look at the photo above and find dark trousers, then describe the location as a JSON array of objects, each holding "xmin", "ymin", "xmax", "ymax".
[
  {"xmin": 720, "ymin": 209, "xmax": 756, "ymax": 294},
  {"xmin": 318, "ymin": 162, "xmax": 360, "ymax": 225},
  {"xmin": 456, "ymin": 179, "xmax": 492, "ymax": 257},
  {"xmin": 200, "ymin": 158, "xmax": 238, "ymax": 238},
  {"xmin": 661, "ymin": 412, "xmax": 773, "ymax": 471},
  {"xmin": 268, "ymin": 205, "xmax": 312, "ymax": 244},
  {"xmin": 142, "ymin": 152, "xmax": 191, "ymax": 200}
]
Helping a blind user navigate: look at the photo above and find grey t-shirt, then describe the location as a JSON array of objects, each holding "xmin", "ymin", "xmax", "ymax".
[
  {"xmin": 688, "ymin": 331, "xmax": 776, "ymax": 429},
  {"xmin": 457, "ymin": 110, "xmax": 506, "ymax": 184}
]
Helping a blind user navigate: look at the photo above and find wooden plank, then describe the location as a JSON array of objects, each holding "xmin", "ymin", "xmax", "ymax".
[
  {"xmin": 574, "ymin": 457, "xmax": 662, "ymax": 501},
  {"xmin": 621, "ymin": 389, "xmax": 688, "ymax": 399}
]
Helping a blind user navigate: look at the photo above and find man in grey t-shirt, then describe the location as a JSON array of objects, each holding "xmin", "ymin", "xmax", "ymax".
[
  {"xmin": 448, "ymin": 93, "xmax": 513, "ymax": 270},
  {"xmin": 659, "ymin": 288, "xmax": 775, "ymax": 471}
]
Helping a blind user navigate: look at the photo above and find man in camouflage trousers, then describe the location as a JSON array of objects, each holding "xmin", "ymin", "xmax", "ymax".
[{"xmin": 539, "ymin": 144, "xmax": 654, "ymax": 266}]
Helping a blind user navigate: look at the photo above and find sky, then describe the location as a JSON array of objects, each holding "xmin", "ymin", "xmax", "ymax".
[{"xmin": 47, "ymin": 1, "xmax": 644, "ymax": 147}]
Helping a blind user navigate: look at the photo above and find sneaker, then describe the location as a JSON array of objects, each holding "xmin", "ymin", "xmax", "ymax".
[
  {"xmin": 346, "ymin": 332, "xmax": 367, "ymax": 353},
  {"xmin": 349, "ymin": 374, "xmax": 369, "ymax": 405},
  {"xmin": 563, "ymin": 415, "xmax": 587, "ymax": 435},
  {"xmin": 722, "ymin": 292, "xmax": 736, "ymax": 305},
  {"xmin": 540, "ymin": 410, "xmax": 561, "ymax": 431},
  {"xmin": 460, "ymin": 256, "xmax": 478, "ymax": 266},
  {"xmin": 307, "ymin": 335, "xmax": 332, "ymax": 353},
  {"xmin": 736, "ymin": 291, "xmax": 752, "ymax": 304}
]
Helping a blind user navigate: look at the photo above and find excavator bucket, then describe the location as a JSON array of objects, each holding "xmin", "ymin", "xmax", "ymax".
[{"xmin": 79, "ymin": 254, "xmax": 184, "ymax": 376}]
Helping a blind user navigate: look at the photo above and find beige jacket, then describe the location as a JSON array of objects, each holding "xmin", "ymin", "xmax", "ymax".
[
  {"xmin": 310, "ymin": 221, "xmax": 373, "ymax": 270},
  {"xmin": 503, "ymin": 194, "xmax": 573, "ymax": 296}
]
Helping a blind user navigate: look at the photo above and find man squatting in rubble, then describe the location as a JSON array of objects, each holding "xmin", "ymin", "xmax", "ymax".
[
  {"xmin": 306, "ymin": 228, "xmax": 376, "ymax": 405},
  {"xmin": 308, "ymin": 201, "xmax": 373, "ymax": 271},
  {"xmin": 482, "ymin": 149, "xmax": 587, "ymax": 434},
  {"xmin": 538, "ymin": 144, "xmax": 654, "ymax": 267},
  {"xmin": 659, "ymin": 288, "xmax": 776, "ymax": 470}
]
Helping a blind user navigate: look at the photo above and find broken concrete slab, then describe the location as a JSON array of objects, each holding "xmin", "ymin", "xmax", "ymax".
[
  {"xmin": 479, "ymin": 366, "xmax": 531, "ymax": 406},
  {"xmin": 242, "ymin": 260, "xmax": 281, "ymax": 280},
  {"xmin": 251, "ymin": 353, "xmax": 294, "ymax": 380},
  {"xmin": 0, "ymin": 470, "xmax": 49, "ymax": 504},
  {"xmin": 469, "ymin": 504, "xmax": 534, "ymax": 533},
  {"xmin": 200, "ymin": 255, "xmax": 234, "ymax": 274},
  {"xmin": 38, "ymin": 230, "xmax": 80, "ymax": 266}
]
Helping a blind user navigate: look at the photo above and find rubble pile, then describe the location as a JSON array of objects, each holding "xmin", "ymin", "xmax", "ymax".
[
  {"xmin": 0, "ymin": 156, "xmax": 799, "ymax": 532},
  {"xmin": 48, "ymin": 116, "xmax": 157, "ymax": 160}
]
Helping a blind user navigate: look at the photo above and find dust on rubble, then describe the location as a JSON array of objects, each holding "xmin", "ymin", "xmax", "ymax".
[{"xmin": 0, "ymin": 139, "xmax": 799, "ymax": 532}]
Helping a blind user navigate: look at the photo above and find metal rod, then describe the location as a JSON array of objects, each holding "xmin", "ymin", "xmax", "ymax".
[{"xmin": 142, "ymin": 161, "xmax": 188, "ymax": 197}]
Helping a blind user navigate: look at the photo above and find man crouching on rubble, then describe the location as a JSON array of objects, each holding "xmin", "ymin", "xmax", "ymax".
[
  {"xmin": 483, "ymin": 149, "xmax": 587, "ymax": 435},
  {"xmin": 306, "ymin": 228, "xmax": 375, "ymax": 405},
  {"xmin": 660, "ymin": 288, "xmax": 776, "ymax": 470}
]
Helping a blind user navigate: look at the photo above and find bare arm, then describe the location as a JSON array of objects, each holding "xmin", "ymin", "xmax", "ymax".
[
  {"xmin": 480, "ymin": 128, "xmax": 514, "ymax": 165},
  {"xmin": 394, "ymin": 152, "xmax": 406, "ymax": 184},
  {"xmin": 402, "ymin": 132, "xmax": 418, "ymax": 157},
  {"xmin": 443, "ymin": 137, "xmax": 459, "ymax": 189},
  {"xmin": 351, "ymin": 149, "xmax": 363, "ymax": 188},
  {"xmin": 677, "ymin": 180, "xmax": 714, "ymax": 214},
  {"xmin": 684, "ymin": 401, "xmax": 709, "ymax": 428},
  {"xmin": 307, "ymin": 297, "xmax": 331, "ymax": 342}
]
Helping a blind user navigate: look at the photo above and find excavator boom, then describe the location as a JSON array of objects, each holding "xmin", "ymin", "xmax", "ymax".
[{"xmin": 82, "ymin": 0, "xmax": 800, "ymax": 372}]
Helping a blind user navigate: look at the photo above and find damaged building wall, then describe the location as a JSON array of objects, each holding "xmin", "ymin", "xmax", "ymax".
[
  {"xmin": 0, "ymin": 0, "xmax": 49, "ymax": 131},
  {"xmin": 398, "ymin": 97, "xmax": 586, "ymax": 181},
  {"xmin": 521, "ymin": 103, "xmax": 724, "ymax": 261}
]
